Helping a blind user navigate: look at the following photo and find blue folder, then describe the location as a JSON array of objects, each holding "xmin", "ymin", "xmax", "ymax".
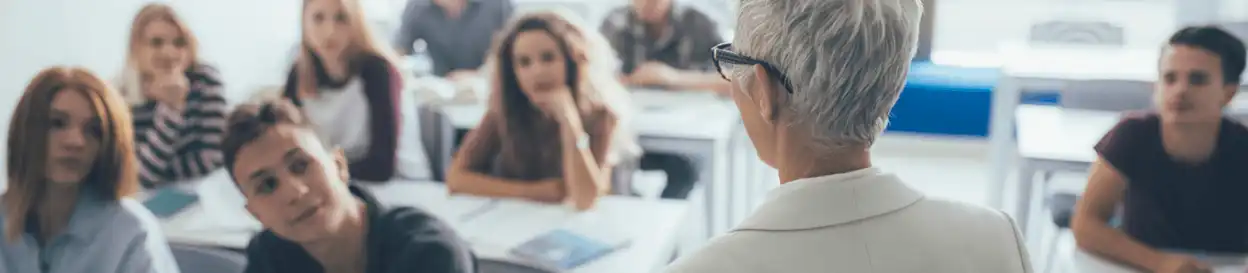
[
  {"xmin": 142, "ymin": 189, "xmax": 200, "ymax": 218},
  {"xmin": 510, "ymin": 229, "xmax": 630, "ymax": 270}
]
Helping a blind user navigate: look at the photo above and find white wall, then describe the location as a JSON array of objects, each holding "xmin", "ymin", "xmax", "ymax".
[
  {"xmin": 0, "ymin": 0, "xmax": 299, "ymax": 105},
  {"xmin": 173, "ymin": 0, "xmax": 301, "ymax": 103}
]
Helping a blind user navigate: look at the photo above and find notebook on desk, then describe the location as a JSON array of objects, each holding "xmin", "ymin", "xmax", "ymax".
[
  {"xmin": 143, "ymin": 189, "xmax": 199, "ymax": 218},
  {"xmin": 510, "ymin": 228, "xmax": 631, "ymax": 270}
]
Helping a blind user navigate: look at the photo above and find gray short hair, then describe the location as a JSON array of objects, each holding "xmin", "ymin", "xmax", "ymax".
[{"xmin": 733, "ymin": 0, "xmax": 923, "ymax": 145}]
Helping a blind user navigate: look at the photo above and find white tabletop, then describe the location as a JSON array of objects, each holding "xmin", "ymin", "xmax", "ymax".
[
  {"xmin": 1072, "ymin": 249, "xmax": 1248, "ymax": 273},
  {"xmin": 1014, "ymin": 105, "xmax": 1123, "ymax": 164},
  {"xmin": 440, "ymin": 90, "xmax": 740, "ymax": 141},
  {"xmin": 149, "ymin": 172, "xmax": 690, "ymax": 273}
]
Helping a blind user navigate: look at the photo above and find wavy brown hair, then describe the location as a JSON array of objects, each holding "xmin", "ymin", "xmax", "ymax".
[
  {"xmin": 489, "ymin": 12, "xmax": 604, "ymax": 157},
  {"xmin": 4, "ymin": 67, "xmax": 138, "ymax": 242}
]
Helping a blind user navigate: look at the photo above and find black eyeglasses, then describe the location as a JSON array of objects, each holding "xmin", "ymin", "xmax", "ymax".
[{"xmin": 711, "ymin": 42, "xmax": 794, "ymax": 93}]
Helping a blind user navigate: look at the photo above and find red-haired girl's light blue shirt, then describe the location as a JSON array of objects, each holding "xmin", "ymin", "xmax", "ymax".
[{"xmin": 0, "ymin": 188, "xmax": 180, "ymax": 273}]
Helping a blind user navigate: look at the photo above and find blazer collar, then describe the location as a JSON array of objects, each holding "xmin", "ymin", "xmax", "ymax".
[{"xmin": 734, "ymin": 167, "xmax": 924, "ymax": 231}]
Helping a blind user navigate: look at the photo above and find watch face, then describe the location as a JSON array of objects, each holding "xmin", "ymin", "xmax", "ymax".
[{"xmin": 577, "ymin": 133, "xmax": 591, "ymax": 149}]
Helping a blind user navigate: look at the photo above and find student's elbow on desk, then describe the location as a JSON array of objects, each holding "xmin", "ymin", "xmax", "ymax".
[
  {"xmin": 1072, "ymin": 159, "xmax": 1129, "ymax": 251},
  {"xmin": 566, "ymin": 170, "xmax": 610, "ymax": 211},
  {"xmin": 443, "ymin": 167, "xmax": 473, "ymax": 194},
  {"xmin": 443, "ymin": 167, "xmax": 511, "ymax": 196},
  {"xmin": 568, "ymin": 186, "xmax": 603, "ymax": 211}
]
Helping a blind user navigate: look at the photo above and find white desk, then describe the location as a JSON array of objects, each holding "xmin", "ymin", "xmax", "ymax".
[
  {"xmin": 437, "ymin": 89, "xmax": 753, "ymax": 247},
  {"xmin": 1071, "ymin": 249, "xmax": 1248, "ymax": 273},
  {"xmin": 148, "ymin": 173, "xmax": 691, "ymax": 273},
  {"xmin": 987, "ymin": 45, "xmax": 1248, "ymax": 229}
]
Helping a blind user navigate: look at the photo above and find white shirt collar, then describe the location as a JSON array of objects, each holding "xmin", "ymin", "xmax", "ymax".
[{"xmin": 733, "ymin": 167, "xmax": 925, "ymax": 231}]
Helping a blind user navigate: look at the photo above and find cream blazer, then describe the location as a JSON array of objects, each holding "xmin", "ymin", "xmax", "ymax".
[{"xmin": 666, "ymin": 167, "xmax": 1033, "ymax": 273}]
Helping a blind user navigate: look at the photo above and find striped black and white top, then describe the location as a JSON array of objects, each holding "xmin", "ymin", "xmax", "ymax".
[{"xmin": 132, "ymin": 64, "xmax": 228, "ymax": 188}]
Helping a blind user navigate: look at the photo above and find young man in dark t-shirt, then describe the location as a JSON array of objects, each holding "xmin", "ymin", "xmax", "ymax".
[
  {"xmin": 221, "ymin": 99, "xmax": 476, "ymax": 273},
  {"xmin": 1071, "ymin": 26, "xmax": 1248, "ymax": 273}
]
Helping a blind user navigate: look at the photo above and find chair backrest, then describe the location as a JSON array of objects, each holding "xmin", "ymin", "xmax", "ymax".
[
  {"xmin": 478, "ymin": 257, "xmax": 562, "ymax": 273},
  {"xmin": 170, "ymin": 244, "xmax": 247, "ymax": 273},
  {"xmin": 418, "ymin": 104, "xmax": 454, "ymax": 181},
  {"xmin": 1060, "ymin": 80, "xmax": 1154, "ymax": 111}
]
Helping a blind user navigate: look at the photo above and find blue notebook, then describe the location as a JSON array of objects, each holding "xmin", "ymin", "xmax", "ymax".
[
  {"xmin": 510, "ymin": 229, "xmax": 630, "ymax": 270},
  {"xmin": 142, "ymin": 189, "xmax": 199, "ymax": 218}
]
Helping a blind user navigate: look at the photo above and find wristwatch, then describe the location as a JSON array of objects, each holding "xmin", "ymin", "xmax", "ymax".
[{"xmin": 575, "ymin": 131, "xmax": 591, "ymax": 149}]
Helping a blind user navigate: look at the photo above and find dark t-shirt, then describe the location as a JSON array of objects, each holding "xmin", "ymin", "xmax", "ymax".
[
  {"xmin": 1095, "ymin": 113, "xmax": 1248, "ymax": 253},
  {"xmin": 242, "ymin": 184, "xmax": 477, "ymax": 273}
]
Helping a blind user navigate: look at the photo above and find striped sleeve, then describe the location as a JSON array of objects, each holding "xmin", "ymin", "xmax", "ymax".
[{"xmin": 134, "ymin": 67, "xmax": 228, "ymax": 187}]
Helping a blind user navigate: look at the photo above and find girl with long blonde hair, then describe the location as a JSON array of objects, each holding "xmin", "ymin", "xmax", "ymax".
[
  {"xmin": 282, "ymin": 0, "xmax": 429, "ymax": 181},
  {"xmin": 118, "ymin": 3, "xmax": 229, "ymax": 187}
]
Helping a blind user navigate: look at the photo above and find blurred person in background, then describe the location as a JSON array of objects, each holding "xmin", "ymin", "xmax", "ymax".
[
  {"xmin": 1072, "ymin": 26, "xmax": 1248, "ymax": 273},
  {"xmin": 600, "ymin": 0, "xmax": 727, "ymax": 94},
  {"xmin": 666, "ymin": 0, "xmax": 1032, "ymax": 272},
  {"xmin": 1, "ymin": 67, "xmax": 179, "ymax": 273},
  {"xmin": 600, "ymin": 0, "xmax": 724, "ymax": 200},
  {"xmin": 117, "ymin": 3, "xmax": 229, "ymax": 188},
  {"xmin": 446, "ymin": 11, "xmax": 640, "ymax": 210},
  {"xmin": 285, "ymin": 0, "xmax": 432, "ymax": 182},
  {"xmin": 394, "ymin": 0, "xmax": 514, "ymax": 82}
]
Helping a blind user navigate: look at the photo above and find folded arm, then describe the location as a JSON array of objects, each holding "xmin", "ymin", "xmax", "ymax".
[{"xmin": 445, "ymin": 113, "xmax": 563, "ymax": 201}]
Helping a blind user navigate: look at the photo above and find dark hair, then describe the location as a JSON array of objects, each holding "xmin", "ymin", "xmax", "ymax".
[
  {"xmin": 4, "ymin": 67, "xmax": 139, "ymax": 242},
  {"xmin": 488, "ymin": 12, "xmax": 602, "ymax": 157},
  {"xmin": 221, "ymin": 99, "xmax": 312, "ymax": 178},
  {"xmin": 1167, "ymin": 26, "xmax": 1247, "ymax": 84}
]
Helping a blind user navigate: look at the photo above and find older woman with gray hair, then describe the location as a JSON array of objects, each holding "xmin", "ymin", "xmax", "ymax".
[{"xmin": 665, "ymin": 0, "xmax": 1033, "ymax": 272}]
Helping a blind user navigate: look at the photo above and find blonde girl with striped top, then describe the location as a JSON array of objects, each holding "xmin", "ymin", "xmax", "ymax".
[{"xmin": 117, "ymin": 3, "xmax": 229, "ymax": 187}]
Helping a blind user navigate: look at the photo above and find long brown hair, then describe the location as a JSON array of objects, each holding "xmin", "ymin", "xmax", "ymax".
[
  {"xmin": 118, "ymin": 3, "xmax": 201, "ymax": 105},
  {"xmin": 3, "ymin": 67, "xmax": 139, "ymax": 242},
  {"xmin": 490, "ymin": 12, "xmax": 600, "ymax": 150},
  {"xmin": 293, "ymin": 0, "xmax": 400, "ymax": 99},
  {"xmin": 485, "ymin": 10, "xmax": 641, "ymax": 165}
]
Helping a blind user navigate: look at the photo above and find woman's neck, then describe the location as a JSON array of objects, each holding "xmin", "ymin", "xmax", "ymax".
[
  {"xmin": 1161, "ymin": 119, "xmax": 1222, "ymax": 164},
  {"xmin": 318, "ymin": 54, "xmax": 351, "ymax": 82},
  {"xmin": 774, "ymin": 126, "xmax": 872, "ymax": 184},
  {"xmin": 36, "ymin": 184, "xmax": 80, "ymax": 243},
  {"xmin": 305, "ymin": 200, "xmax": 369, "ymax": 273}
]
